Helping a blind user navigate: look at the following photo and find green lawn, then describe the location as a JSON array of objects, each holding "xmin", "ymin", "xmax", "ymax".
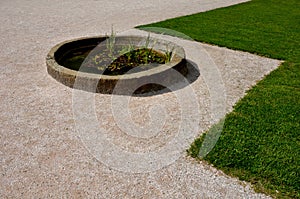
[{"xmin": 137, "ymin": 0, "xmax": 300, "ymax": 198}]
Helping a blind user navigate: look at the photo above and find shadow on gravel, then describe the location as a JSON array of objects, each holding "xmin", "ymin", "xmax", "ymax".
[{"xmin": 132, "ymin": 59, "xmax": 200, "ymax": 97}]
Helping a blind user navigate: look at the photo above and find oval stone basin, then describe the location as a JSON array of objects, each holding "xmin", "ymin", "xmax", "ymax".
[{"xmin": 46, "ymin": 36, "xmax": 188, "ymax": 94}]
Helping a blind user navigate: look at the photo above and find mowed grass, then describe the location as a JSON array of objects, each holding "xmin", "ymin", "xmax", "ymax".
[{"xmin": 138, "ymin": 0, "xmax": 300, "ymax": 198}]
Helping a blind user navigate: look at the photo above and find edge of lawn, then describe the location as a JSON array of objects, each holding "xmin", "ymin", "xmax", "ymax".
[{"xmin": 136, "ymin": 0, "xmax": 300, "ymax": 198}]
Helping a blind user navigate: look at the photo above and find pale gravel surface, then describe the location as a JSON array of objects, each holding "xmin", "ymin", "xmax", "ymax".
[{"xmin": 0, "ymin": 0, "xmax": 282, "ymax": 198}]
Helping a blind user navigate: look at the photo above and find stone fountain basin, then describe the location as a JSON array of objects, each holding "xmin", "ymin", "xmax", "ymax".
[{"xmin": 46, "ymin": 36, "xmax": 187, "ymax": 94}]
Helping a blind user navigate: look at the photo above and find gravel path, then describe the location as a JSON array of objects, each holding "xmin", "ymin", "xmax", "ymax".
[{"xmin": 0, "ymin": 0, "xmax": 281, "ymax": 198}]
